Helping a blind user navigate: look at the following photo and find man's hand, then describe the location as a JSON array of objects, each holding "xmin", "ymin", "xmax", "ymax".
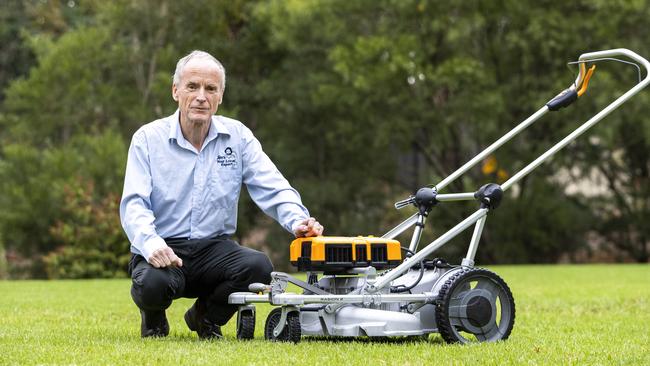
[
  {"xmin": 293, "ymin": 217, "xmax": 324, "ymax": 238},
  {"xmin": 148, "ymin": 245, "xmax": 183, "ymax": 268}
]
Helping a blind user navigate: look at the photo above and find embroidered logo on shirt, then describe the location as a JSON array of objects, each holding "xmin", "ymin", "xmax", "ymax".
[{"xmin": 217, "ymin": 147, "xmax": 238, "ymax": 169}]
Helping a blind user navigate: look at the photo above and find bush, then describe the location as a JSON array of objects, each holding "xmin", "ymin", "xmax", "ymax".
[
  {"xmin": 0, "ymin": 129, "xmax": 127, "ymax": 277},
  {"xmin": 43, "ymin": 247, "xmax": 129, "ymax": 279},
  {"xmin": 44, "ymin": 178, "xmax": 130, "ymax": 279}
]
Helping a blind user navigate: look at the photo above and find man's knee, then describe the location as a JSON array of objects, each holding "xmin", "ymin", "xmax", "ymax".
[
  {"xmin": 131, "ymin": 267, "xmax": 183, "ymax": 310},
  {"xmin": 237, "ymin": 251, "xmax": 273, "ymax": 283}
]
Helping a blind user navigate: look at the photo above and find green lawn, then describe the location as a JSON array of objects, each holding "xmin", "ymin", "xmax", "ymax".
[{"xmin": 0, "ymin": 264, "xmax": 648, "ymax": 365}]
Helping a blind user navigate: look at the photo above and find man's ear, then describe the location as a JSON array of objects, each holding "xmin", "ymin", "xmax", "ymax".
[{"xmin": 172, "ymin": 84, "xmax": 179, "ymax": 102}]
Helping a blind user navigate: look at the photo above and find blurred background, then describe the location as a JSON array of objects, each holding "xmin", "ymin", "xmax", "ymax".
[{"xmin": 0, "ymin": 0, "xmax": 648, "ymax": 279}]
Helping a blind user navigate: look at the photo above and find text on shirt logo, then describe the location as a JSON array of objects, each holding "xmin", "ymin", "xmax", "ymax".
[{"xmin": 217, "ymin": 147, "xmax": 238, "ymax": 169}]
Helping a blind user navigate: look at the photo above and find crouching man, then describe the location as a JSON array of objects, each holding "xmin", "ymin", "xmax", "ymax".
[{"xmin": 119, "ymin": 50, "xmax": 323, "ymax": 339}]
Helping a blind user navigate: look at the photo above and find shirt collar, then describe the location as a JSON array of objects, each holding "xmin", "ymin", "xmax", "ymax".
[{"xmin": 168, "ymin": 109, "xmax": 231, "ymax": 144}]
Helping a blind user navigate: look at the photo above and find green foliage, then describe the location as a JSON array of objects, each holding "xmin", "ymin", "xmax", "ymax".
[
  {"xmin": 487, "ymin": 181, "xmax": 595, "ymax": 263},
  {"xmin": 2, "ymin": 26, "xmax": 150, "ymax": 145},
  {"xmin": 0, "ymin": 0, "xmax": 102, "ymax": 101},
  {"xmin": 1, "ymin": 0, "xmax": 649, "ymax": 277},
  {"xmin": 253, "ymin": 0, "xmax": 650, "ymax": 265},
  {"xmin": 0, "ymin": 143, "xmax": 74, "ymax": 258},
  {"xmin": 567, "ymin": 114, "xmax": 650, "ymax": 262},
  {"xmin": 0, "ymin": 1, "xmax": 35, "ymax": 101},
  {"xmin": 0, "ymin": 130, "xmax": 127, "ymax": 276},
  {"xmin": 43, "ymin": 177, "xmax": 130, "ymax": 279}
]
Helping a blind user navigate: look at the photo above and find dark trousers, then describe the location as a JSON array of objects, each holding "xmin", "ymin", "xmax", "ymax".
[{"xmin": 129, "ymin": 237, "xmax": 273, "ymax": 325}]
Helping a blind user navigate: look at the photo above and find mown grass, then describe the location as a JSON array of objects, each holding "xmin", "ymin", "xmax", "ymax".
[{"xmin": 0, "ymin": 264, "xmax": 648, "ymax": 365}]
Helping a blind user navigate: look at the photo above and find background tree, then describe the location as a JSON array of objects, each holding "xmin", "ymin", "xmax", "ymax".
[{"xmin": 0, "ymin": 0, "xmax": 647, "ymax": 278}]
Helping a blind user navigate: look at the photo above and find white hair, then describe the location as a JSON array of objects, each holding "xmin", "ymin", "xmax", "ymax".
[{"xmin": 172, "ymin": 50, "xmax": 226, "ymax": 91}]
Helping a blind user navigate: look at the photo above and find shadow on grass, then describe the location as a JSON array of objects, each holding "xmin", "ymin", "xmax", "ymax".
[
  {"xmin": 132, "ymin": 334, "xmax": 445, "ymax": 344},
  {"xmin": 301, "ymin": 334, "xmax": 445, "ymax": 345},
  {"xmin": 116, "ymin": 328, "xmax": 446, "ymax": 345}
]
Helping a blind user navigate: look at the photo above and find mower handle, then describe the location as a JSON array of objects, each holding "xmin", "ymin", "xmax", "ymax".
[
  {"xmin": 578, "ymin": 48, "xmax": 650, "ymax": 74},
  {"xmin": 394, "ymin": 196, "xmax": 415, "ymax": 210},
  {"xmin": 501, "ymin": 48, "xmax": 650, "ymax": 192},
  {"xmin": 576, "ymin": 49, "xmax": 650, "ymax": 94},
  {"xmin": 574, "ymin": 49, "xmax": 650, "ymax": 90},
  {"xmin": 387, "ymin": 49, "xmax": 650, "ymax": 240}
]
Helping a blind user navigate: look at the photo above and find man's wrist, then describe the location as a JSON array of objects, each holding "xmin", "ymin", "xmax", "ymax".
[{"xmin": 141, "ymin": 236, "xmax": 167, "ymax": 262}]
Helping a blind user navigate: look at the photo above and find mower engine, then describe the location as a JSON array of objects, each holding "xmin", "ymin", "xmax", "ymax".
[{"xmin": 290, "ymin": 236, "xmax": 402, "ymax": 272}]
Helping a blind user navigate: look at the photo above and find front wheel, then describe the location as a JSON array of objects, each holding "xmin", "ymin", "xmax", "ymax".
[
  {"xmin": 236, "ymin": 309, "xmax": 255, "ymax": 340},
  {"xmin": 264, "ymin": 307, "xmax": 301, "ymax": 343},
  {"xmin": 435, "ymin": 268, "xmax": 515, "ymax": 344}
]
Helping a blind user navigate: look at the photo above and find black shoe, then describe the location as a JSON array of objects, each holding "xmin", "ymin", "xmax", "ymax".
[
  {"xmin": 184, "ymin": 302, "xmax": 223, "ymax": 340},
  {"xmin": 140, "ymin": 310, "xmax": 169, "ymax": 338}
]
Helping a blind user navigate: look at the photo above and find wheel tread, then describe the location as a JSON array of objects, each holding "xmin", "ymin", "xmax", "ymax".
[
  {"xmin": 435, "ymin": 267, "xmax": 515, "ymax": 344},
  {"xmin": 264, "ymin": 307, "xmax": 301, "ymax": 343},
  {"xmin": 237, "ymin": 311, "xmax": 255, "ymax": 340}
]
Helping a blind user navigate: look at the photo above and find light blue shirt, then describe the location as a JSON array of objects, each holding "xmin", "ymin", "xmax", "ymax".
[{"xmin": 120, "ymin": 110, "xmax": 309, "ymax": 261}]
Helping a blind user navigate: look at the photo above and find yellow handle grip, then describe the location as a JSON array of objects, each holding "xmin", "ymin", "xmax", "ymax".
[
  {"xmin": 577, "ymin": 65, "xmax": 596, "ymax": 97},
  {"xmin": 577, "ymin": 62, "xmax": 586, "ymax": 87}
]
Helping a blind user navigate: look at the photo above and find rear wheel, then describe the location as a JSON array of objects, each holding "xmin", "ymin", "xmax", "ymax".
[
  {"xmin": 435, "ymin": 268, "xmax": 515, "ymax": 344},
  {"xmin": 264, "ymin": 307, "xmax": 301, "ymax": 343}
]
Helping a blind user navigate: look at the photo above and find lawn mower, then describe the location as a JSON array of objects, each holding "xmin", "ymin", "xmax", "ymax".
[{"xmin": 229, "ymin": 48, "xmax": 650, "ymax": 343}]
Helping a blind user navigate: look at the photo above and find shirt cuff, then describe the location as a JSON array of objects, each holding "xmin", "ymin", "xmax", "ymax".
[{"xmin": 141, "ymin": 236, "xmax": 167, "ymax": 262}]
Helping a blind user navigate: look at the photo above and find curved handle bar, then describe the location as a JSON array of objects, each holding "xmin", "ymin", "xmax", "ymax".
[
  {"xmin": 572, "ymin": 49, "xmax": 650, "ymax": 98},
  {"xmin": 579, "ymin": 48, "xmax": 650, "ymax": 75}
]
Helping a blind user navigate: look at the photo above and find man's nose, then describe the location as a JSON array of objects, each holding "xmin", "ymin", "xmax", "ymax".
[{"xmin": 196, "ymin": 87, "xmax": 207, "ymax": 102}]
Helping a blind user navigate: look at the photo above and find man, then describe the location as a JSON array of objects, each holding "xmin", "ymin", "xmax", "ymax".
[{"xmin": 120, "ymin": 50, "xmax": 323, "ymax": 339}]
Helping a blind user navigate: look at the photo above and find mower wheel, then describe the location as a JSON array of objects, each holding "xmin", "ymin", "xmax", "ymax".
[
  {"xmin": 435, "ymin": 268, "xmax": 515, "ymax": 344},
  {"xmin": 264, "ymin": 307, "xmax": 301, "ymax": 343},
  {"xmin": 236, "ymin": 309, "xmax": 255, "ymax": 340}
]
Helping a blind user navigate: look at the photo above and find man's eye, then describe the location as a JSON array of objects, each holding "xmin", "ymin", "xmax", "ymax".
[
  {"xmin": 206, "ymin": 86, "xmax": 218, "ymax": 93},
  {"xmin": 187, "ymin": 84, "xmax": 197, "ymax": 90}
]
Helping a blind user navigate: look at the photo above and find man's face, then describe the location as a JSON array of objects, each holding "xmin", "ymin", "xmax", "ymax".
[{"xmin": 172, "ymin": 58, "xmax": 224, "ymax": 126}]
